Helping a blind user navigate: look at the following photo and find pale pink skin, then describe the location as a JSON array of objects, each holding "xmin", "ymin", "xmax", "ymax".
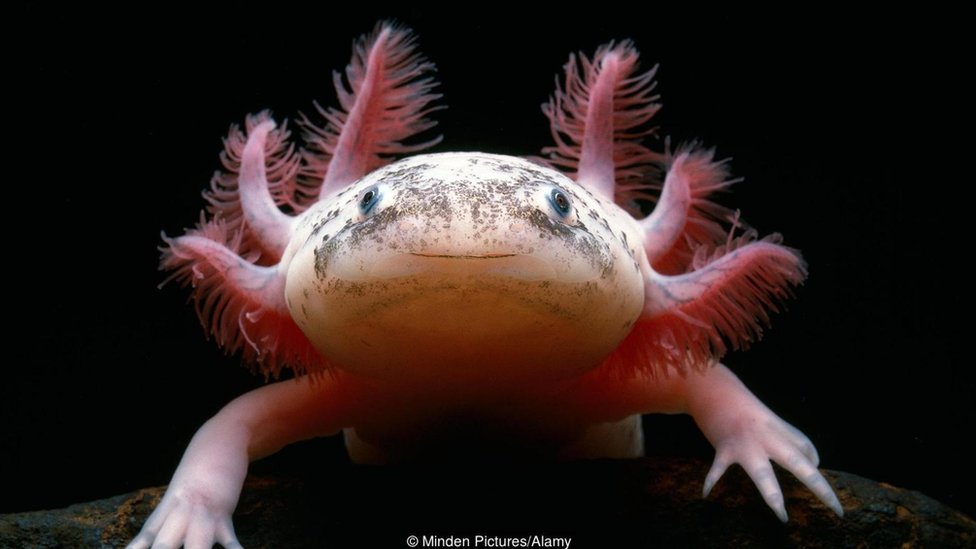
[{"xmin": 130, "ymin": 23, "xmax": 842, "ymax": 549}]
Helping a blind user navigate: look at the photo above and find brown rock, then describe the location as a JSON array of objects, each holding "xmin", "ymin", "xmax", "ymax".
[{"xmin": 2, "ymin": 458, "xmax": 973, "ymax": 548}]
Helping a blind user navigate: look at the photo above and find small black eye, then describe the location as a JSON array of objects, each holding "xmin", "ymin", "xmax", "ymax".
[
  {"xmin": 359, "ymin": 186, "xmax": 381, "ymax": 214},
  {"xmin": 548, "ymin": 188, "xmax": 572, "ymax": 218}
]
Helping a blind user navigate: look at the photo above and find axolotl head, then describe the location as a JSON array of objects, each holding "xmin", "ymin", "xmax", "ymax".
[{"xmin": 284, "ymin": 152, "xmax": 645, "ymax": 385}]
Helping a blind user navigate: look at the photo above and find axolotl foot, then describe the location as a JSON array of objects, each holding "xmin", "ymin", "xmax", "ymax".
[
  {"xmin": 126, "ymin": 413, "xmax": 251, "ymax": 549},
  {"xmin": 126, "ymin": 490, "xmax": 242, "ymax": 549},
  {"xmin": 690, "ymin": 366, "xmax": 844, "ymax": 521}
]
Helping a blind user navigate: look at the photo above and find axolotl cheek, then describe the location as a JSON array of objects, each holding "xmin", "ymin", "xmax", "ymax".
[{"xmin": 284, "ymin": 153, "xmax": 645, "ymax": 386}]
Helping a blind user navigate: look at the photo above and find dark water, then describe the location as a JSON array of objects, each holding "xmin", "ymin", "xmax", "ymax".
[{"xmin": 5, "ymin": 4, "xmax": 969, "ymax": 524}]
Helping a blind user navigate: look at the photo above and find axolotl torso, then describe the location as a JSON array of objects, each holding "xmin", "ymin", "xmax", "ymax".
[{"xmin": 130, "ymin": 24, "xmax": 842, "ymax": 549}]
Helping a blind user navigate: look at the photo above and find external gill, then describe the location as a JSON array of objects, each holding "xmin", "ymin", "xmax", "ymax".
[{"xmin": 605, "ymin": 151, "xmax": 807, "ymax": 376}]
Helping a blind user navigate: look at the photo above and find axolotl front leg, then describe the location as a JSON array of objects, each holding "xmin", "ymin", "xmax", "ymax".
[
  {"xmin": 685, "ymin": 365, "xmax": 842, "ymax": 521},
  {"xmin": 565, "ymin": 361, "xmax": 842, "ymax": 522},
  {"xmin": 615, "ymin": 150, "xmax": 841, "ymax": 521},
  {"xmin": 127, "ymin": 376, "xmax": 357, "ymax": 549},
  {"xmin": 626, "ymin": 142, "xmax": 842, "ymax": 521}
]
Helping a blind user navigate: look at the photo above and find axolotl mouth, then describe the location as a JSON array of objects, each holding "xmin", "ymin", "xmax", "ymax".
[
  {"xmin": 409, "ymin": 253, "xmax": 518, "ymax": 259},
  {"xmin": 361, "ymin": 251, "xmax": 564, "ymax": 282},
  {"xmin": 363, "ymin": 252, "xmax": 561, "ymax": 281}
]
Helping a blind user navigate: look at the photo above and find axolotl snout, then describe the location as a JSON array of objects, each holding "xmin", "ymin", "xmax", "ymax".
[{"xmin": 130, "ymin": 23, "xmax": 842, "ymax": 549}]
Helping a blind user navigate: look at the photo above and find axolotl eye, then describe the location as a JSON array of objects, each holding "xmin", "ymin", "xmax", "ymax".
[
  {"xmin": 359, "ymin": 184, "xmax": 384, "ymax": 215},
  {"xmin": 547, "ymin": 187, "xmax": 574, "ymax": 219}
]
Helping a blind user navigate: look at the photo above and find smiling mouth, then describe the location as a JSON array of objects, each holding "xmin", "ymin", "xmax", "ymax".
[
  {"xmin": 364, "ymin": 251, "xmax": 553, "ymax": 280},
  {"xmin": 409, "ymin": 253, "xmax": 518, "ymax": 260}
]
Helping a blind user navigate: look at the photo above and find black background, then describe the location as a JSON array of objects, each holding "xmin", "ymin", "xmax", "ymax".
[{"xmin": 6, "ymin": 3, "xmax": 970, "ymax": 523}]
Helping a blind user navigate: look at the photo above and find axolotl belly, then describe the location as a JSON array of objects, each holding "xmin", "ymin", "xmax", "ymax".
[{"xmin": 130, "ymin": 23, "xmax": 842, "ymax": 549}]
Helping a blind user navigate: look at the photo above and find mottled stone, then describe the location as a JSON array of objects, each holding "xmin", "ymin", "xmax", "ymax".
[{"xmin": 2, "ymin": 458, "xmax": 973, "ymax": 548}]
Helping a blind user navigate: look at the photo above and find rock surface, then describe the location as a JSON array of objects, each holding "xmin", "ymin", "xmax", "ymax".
[{"xmin": 2, "ymin": 458, "xmax": 973, "ymax": 548}]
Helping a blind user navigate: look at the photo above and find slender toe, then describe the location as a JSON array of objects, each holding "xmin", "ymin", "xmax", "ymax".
[{"xmin": 703, "ymin": 454, "xmax": 731, "ymax": 497}]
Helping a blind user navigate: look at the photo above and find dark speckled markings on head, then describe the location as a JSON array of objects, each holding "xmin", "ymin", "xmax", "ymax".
[{"xmin": 307, "ymin": 152, "xmax": 630, "ymax": 285}]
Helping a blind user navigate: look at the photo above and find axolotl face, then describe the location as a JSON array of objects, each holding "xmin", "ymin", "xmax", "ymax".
[{"xmin": 284, "ymin": 152, "xmax": 645, "ymax": 387}]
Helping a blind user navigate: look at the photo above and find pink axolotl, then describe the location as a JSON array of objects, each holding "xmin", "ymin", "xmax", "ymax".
[{"xmin": 129, "ymin": 23, "xmax": 842, "ymax": 549}]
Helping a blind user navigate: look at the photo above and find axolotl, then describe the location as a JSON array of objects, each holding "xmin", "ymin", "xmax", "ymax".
[{"xmin": 130, "ymin": 23, "xmax": 842, "ymax": 549}]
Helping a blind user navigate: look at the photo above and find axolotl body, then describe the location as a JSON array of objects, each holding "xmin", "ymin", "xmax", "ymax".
[{"xmin": 130, "ymin": 24, "xmax": 842, "ymax": 549}]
